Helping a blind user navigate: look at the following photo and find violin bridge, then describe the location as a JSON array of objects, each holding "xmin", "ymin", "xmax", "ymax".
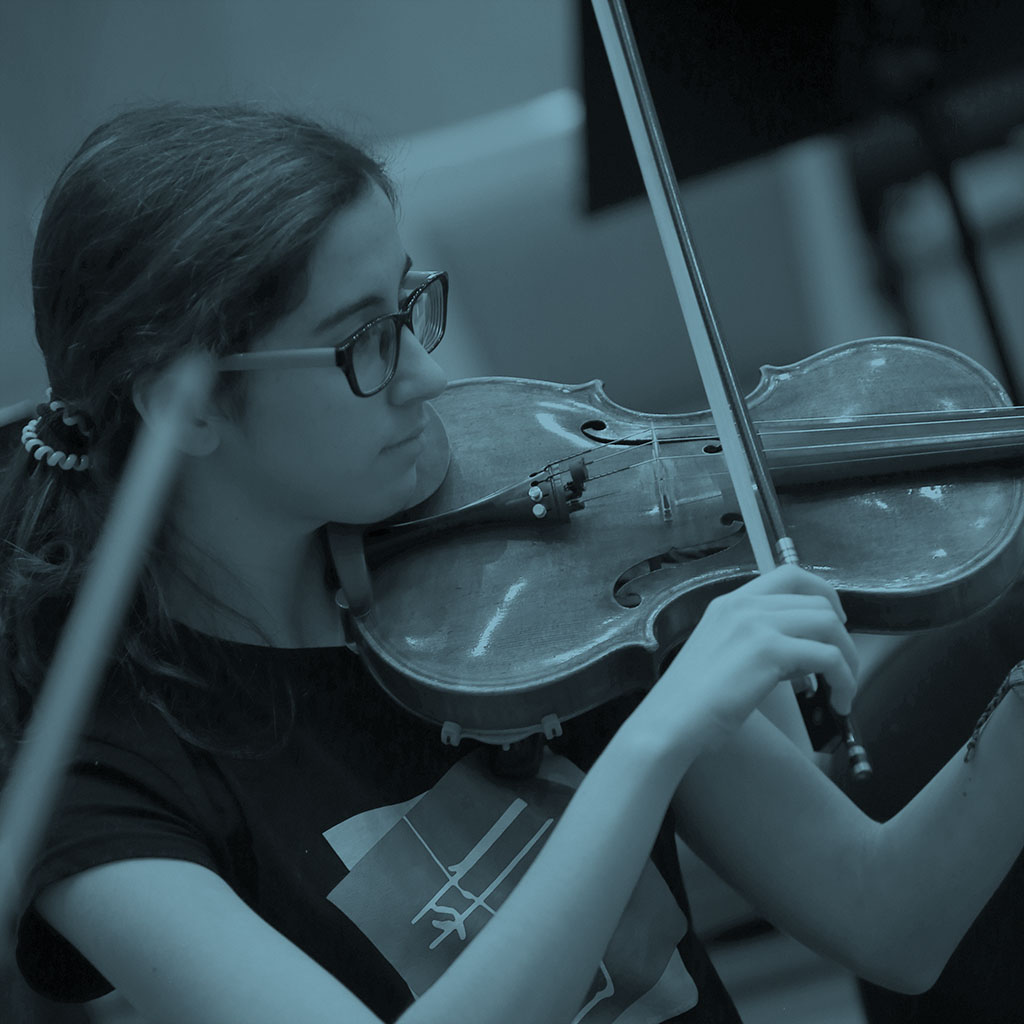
[{"xmin": 650, "ymin": 428, "xmax": 673, "ymax": 525}]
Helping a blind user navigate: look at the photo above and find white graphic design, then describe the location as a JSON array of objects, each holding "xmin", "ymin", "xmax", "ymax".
[
  {"xmin": 406, "ymin": 797, "xmax": 554, "ymax": 949},
  {"xmin": 324, "ymin": 749, "xmax": 697, "ymax": 1020}
]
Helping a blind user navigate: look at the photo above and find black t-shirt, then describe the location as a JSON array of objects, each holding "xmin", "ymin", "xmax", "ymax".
[{"xmin": 16, "ymin": 627, "xmax": 741, "ymax": 1022}]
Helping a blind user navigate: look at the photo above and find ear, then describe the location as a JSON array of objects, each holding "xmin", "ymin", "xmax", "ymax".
[{"xmin": 131, "ymin": 367, "xmax": 225, "ymax": 458}]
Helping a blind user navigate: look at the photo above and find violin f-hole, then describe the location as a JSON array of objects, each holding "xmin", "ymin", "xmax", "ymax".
[
  {"xmin": 581, "ymin": 419, "xmax": 649, "ymax": 447},
  {"xmin": 612, "ymin": 519, "xmax": 746, "ymax": 608}
]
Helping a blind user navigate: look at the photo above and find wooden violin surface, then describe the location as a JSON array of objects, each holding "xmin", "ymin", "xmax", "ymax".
[{"xmin": 345, "ymin": 338, "xmax": 1024, "ymax": 744}]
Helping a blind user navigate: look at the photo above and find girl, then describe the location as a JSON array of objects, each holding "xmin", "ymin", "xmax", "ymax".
[{"xmin": 3, "ymin": 104, "xmax": 1024, "ymax": 1024}]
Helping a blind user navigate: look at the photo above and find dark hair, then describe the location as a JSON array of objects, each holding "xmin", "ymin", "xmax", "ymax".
[{"xmin": 0, "ymin": 103, "xmax": 396, "ymax": 762}]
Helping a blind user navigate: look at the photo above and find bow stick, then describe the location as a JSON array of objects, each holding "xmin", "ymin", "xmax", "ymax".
[
  {"xmin": 591, "ymin": 0, "xmax": 871, "ymax": 776},
  {"xmin": 0, "ymin": 353, "xmax": 216, "ymax": 957}
]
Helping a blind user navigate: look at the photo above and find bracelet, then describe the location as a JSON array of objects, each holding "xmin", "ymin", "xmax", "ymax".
[{"xmin": 964, "ymin": 661, "xmax": 1024, "ymax": 762}]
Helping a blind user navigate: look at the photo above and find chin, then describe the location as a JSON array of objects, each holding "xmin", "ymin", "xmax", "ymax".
[
  {"xmin": 386, "ymin": 466, "xmax": 425, "ymax": 519},
  {"xmin": 332, "ymin": 469, "xmax": 422, "ymax": 526}
]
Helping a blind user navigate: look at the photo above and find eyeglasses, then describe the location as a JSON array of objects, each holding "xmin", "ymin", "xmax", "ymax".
[{"xmin": 218, "ymin": 270, "xmax": 448, "ymax": 397}]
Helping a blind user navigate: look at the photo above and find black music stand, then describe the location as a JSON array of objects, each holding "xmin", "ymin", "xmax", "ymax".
[{"xmin": 580, "ymin": 0, "xmax": 1024, "ymax": 400}]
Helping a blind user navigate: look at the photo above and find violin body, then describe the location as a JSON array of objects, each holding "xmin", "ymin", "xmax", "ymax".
[{"xmin": 343, "ymin": 338, "xmax": 1024, "ymax": 745}]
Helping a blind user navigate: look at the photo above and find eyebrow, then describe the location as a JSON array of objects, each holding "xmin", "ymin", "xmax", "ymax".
[{"xmin": 313, "ymin": 254, "xmax": 414, "ymax": 336}]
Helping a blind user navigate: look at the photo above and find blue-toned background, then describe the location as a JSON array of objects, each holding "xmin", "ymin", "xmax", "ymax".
[{"xmin": 7, "ymin": 1, "xmax": 1022, "ymax": 422}]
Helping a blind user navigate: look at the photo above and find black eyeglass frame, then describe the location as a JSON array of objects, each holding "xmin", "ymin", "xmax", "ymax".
[{"xmin": 218, "ymin": 270, "xmax": 448, "ymax": 397}]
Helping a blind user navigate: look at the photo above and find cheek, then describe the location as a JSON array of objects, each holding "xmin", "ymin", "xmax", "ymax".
[{"xmin": 237, "ymin": 381, "xmax": 408, "ymax": 522}]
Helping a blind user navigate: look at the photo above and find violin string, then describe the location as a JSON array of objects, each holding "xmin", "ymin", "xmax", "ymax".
[
  {"xmin": 752, "ymin": 407, "xmax": 1018, "ymax": 427},
  {"xmin": 753, "ymin": 415, "xmax": 1024, "ymax": 448},
  {"xmin": 761, "ymin": 441, "xmax": 1024, "ymax": 474},
  {"xmin": 566, "ymin": 410, "xmax": 1024, "ymax": 467},
  {"xmin": 580, "ymin": 435, "xmax": 1024, "ymax": 490},
  {"xmin": 568, "ymin": 408, "xmax": 1023, "ymax": 454},
  {"xmin": 605, "ymin": 419, "xmax": 1024, "ymax": 463},
  {"xmin": 619, "ymin": 406, "xmax": 1014, "ymax": 442},
  {"xmin": 548, "ymin": 410, "xmax": 1024, "ymax": 493},
  {"xmin": 570, "ymin": 486, "xmax": 631, "ymax": 505},
  {"xmin": 540, "ymin": 429, "xmax": 666, "ymax": 477}
]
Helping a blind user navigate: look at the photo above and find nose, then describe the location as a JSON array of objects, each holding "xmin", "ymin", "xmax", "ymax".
[{"xmin": 389, "ymin": 325, "xmax": 448, "ymax": 404}]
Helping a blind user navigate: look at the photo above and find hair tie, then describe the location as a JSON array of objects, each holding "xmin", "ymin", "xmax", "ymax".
[
  {"xmin": 21, "ymin": 389, "xmax": 92, "ymax": 472},
  {"xmin": 44, "ymin": 387, "xmax": 93, "ymax": 436}
]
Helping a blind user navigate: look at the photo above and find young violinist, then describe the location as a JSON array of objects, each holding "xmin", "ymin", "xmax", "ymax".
[{"xmin": 4, "ymin": 103, "xmax": 1024, "ymax": 1024}]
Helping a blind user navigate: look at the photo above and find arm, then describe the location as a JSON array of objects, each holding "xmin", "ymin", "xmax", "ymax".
[
  {"xmin": 37, "ymin": 858, "xmax": 383, "ymax": 1024},
  {"xmin": 36, "ymin": 719, "xmax": 696, "ymax": 1024},
  {"xmin": 673, "ymin": 686, "xmax": 1024, "ymax": 994},
  {"xmin": 37, "ymin": 566, "xmax": 857, "ymax": 1023}
]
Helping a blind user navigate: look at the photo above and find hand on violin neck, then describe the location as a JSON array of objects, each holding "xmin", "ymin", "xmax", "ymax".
[{"xmin": 633, "ymin": 565, "xmax": 858, "ymax": 761}]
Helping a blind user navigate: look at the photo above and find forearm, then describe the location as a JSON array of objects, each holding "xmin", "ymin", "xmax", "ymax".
[
  {"xmin": 399, "ymin": 713, "xmax": 696, "ymax": 1024},
  {"xmin": 864, "ymin": 686, "xmax": 1024, "ymax": 990}
]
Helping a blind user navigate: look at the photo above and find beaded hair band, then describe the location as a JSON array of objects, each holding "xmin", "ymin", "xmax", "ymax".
[{"xmin": 21, "ymin": 389, "xmax": 92, "ymax": 471}]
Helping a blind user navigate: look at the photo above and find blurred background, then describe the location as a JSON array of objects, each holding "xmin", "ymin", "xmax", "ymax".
[
  {"xmin": 5, "ymin": 0, "xmax": 1023, "ymax": 416},
  {"xmin": 4, "ymin": 1, "xmax": 1024, "ymax": 1022}
]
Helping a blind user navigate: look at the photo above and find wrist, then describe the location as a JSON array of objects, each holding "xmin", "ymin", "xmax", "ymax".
[{"xmin": 612, "ymin": 696, "xmax": 707, "ymax": 786}]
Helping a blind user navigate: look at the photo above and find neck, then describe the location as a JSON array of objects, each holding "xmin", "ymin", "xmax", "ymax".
[{"xmin": 160, "ymin": 471, "xmax": 343, "ymax": 649}]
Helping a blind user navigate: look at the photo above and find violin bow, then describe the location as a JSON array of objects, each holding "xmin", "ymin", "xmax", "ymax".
[
  {"xmin": 0, "ymin": 354, "xmax": 216, "ymax": 956},
  {"xmin": 591, "ymin": 0, "xmax": 871, "ymax": 777}
]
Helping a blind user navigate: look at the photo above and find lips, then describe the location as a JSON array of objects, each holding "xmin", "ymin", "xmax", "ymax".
[{"xmin": 384, "ymin": 421, "xmax": 426, "ymax": 451}]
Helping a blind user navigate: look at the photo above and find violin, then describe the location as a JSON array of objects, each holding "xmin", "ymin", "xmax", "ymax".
[
  {"xmin": 329, "ymin": 335, "xmax": 1024, "ymax": 747},
  {"xmin": 332, "ymin": 0, "xmax": 1024, "ymax": 771}
]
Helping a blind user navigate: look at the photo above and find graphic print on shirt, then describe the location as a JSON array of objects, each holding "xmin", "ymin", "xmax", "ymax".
[{"xmin": 324, "ymin": 748, "xmax": 698, "ymax": 1022}]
